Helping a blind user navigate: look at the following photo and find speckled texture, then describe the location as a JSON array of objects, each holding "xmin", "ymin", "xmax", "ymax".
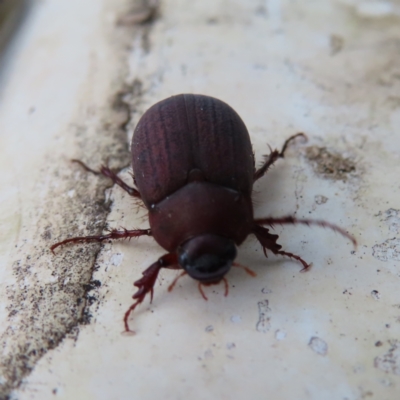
[
  {"xmin": 1, "ymin": 0, "xmax": 400, "ymax": 399},
  {"xmin": 0, "ymin": 0, "xmax": 139, "ymax": 397}
]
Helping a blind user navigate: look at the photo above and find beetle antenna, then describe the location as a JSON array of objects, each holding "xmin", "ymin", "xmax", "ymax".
[{"xmin": 255, "ymin": 216, "xmax": 357, "ymax": 248}]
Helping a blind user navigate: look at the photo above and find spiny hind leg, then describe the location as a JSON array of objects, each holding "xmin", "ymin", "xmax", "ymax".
[
  {"xmin": 72, "ymin": 159, "xmax": 142, "ymax": 198},
  {"xmin": 253, "ymin": 133, "xmax": 307, "ymax": 181},
  {"xmin": 252, "ymin": 224, "xmax": 310, "ymax": 271},
  {"xmin": 51, "ymin": 228, "xmax": 152, "ymax": 253},
  {"xmin": 124, "ymin": 253, "xmax": 179, "ymax": 333}
]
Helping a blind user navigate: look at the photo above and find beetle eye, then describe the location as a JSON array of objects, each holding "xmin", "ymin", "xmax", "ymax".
[{"xmin": 178, "ymin": 234, "xmax": 237, "ymax": 283}]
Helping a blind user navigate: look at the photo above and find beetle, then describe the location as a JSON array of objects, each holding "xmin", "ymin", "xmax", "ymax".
[{"xmin": 52, "ymin": 94, "xmax": 356, "ymax": 333}]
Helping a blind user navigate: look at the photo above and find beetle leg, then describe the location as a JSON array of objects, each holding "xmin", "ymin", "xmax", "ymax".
[
  {"xmin": 232, "ymin": 262, "xmax": 257, "ymax": 277},
  {"xmin": 124, "ymin": 253, "xmax": 178, "ymax": 333},
  {"xmin": 51, "ymin": 228, "xmax": 152, "ymax": 253},
  {"xmin": 197, "ymin": 278, "xmax": 230, "ymax": 301},
  {"xmin": 222, "ymin": 277, "xmax": 229, "ymax": 296},
  {"xmin": 198, "ymin": 283, "xmax": 208, "ymax": 301},
  {"xmin": 253, "ymin": 133, "xmax": 306, "ymax": 181},
  {"xmin": 252, "ymin": 224, "xmax": 311, "ymax": 271},
  {"xmin": 72, "ymin": 159, "xmax": 142, "ymax": 199},
  {"xmin": 168, "ymin": 271, "xmax": 187, "ymax": 292},
  {"xmin": 254, "ymin": 216, "xmax": 357, "ymax": 247}
]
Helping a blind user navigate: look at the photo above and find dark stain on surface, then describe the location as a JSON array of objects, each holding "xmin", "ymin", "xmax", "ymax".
[
  {"xmin": 374, "ymin": 340, "xmax": 400, "ymax": 375},
  {"xmin": 305, "ymin": 145, "xmax": 356, "ymax": 181}
]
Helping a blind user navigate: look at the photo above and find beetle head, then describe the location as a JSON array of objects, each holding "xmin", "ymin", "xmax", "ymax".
[{"xmin": 178, "ymin": 234, "xmax": 237, "ymax": 283}]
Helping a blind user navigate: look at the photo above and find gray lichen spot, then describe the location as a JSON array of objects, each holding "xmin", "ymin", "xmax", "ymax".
[
  {"xmin": 372, "ymin": 238, "xmax": 400, "ymax": 261},
  {"xmin": 308, "ymin": 336, "xmax": 328, "ymax": 356},
  {"xmin": 256, "ymin": 299, "xmax": 271, "ymax": 333},
  {"xmin": 305, "ymin": 146, "xmax": 356, "ymax": 181},
  {"xmin": 374, "ymin": 341, "xmax": 400, "ymax": 375}
]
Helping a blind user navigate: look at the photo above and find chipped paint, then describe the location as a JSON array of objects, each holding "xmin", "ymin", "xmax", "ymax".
[
  {"xmin": 305, "ymin": 145, "xmax": 356, "ymax": 181},
  {"xmin": 256, "ymin": 299, "xmax": 271, "ymax": 333},
  {"xmin": 372, "ymin": 238, "xmax": 400, "ymax": 261},
  {"xmin": 375, "ymin": 341, "xmax": 400, "ymax": 375},
  {"xmin": 378, "ymin": 208, "xmax": 400, "ymax": 234},
  {"xmin": 308, "ymin": 337, "xmax": 328, "ymax": 356}
]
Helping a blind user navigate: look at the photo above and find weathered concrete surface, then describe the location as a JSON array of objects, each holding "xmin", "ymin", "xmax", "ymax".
[
  {"xmin": 0, "ymin": 0, "xmax": 399, "ymax": 399},
  {"xmin": 0, "ymin": 0, "xmax": 144, "ymax": 397}
]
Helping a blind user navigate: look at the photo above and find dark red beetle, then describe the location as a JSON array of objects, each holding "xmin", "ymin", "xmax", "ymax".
[{"xmin": 52, "ymin": 94, "xmax": 356, "ymax": 332}]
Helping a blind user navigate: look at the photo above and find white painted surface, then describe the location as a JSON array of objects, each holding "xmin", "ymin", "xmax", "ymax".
[{"xmin": 0, "ymin": 0, "xmax": 399, "ymax": 399}]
